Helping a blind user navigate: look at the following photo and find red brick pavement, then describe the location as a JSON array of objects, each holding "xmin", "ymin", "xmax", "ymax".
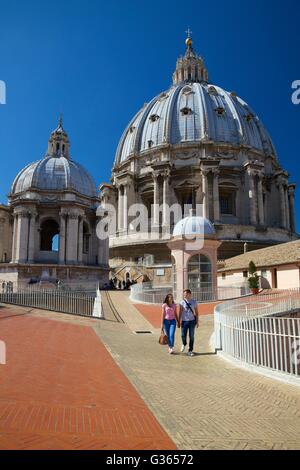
[
  {"xmin": 134, "ymin": 302, "xmax": 221, "ymax": 328},
  {"xmin": 0, "ymin": 308, "xmax": 176, "ymax": 450}
]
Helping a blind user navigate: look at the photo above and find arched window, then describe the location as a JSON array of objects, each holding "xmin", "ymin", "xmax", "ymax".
[
  {"xmin": 40, "ymin": 219, "xmax": 59, "ymax": 251},
  {"xmin": 188, "ymin": 254, "xmax": 212, "ymax": 291}
]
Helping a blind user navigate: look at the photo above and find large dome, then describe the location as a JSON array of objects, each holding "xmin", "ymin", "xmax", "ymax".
[
  {"xmin": 115, "ymin": 42, "xmax": 276, "ymax": 166},
  {"xmin": 11, "ymin": 155, "xmax": 97, "ymax": 198},
  {"xmin": 11, "ymin": 118, "xmax": 97, "ymax": 198}
]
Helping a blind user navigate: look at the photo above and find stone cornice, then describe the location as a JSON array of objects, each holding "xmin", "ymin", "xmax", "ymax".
[{"xmin": 114, "ymin": 140, "xmax": 275, "ymax": 170}]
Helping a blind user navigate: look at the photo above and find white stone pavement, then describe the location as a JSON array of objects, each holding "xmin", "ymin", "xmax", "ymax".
[{"xmin": 93, "ymin": 291, "xmax": 300, "ymax": 450}]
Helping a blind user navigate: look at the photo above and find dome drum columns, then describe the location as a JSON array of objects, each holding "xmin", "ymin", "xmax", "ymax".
[
  {"xmin": 11, "ymin": 209, "xmax": 38, "ymax": 264},
  {"xmin": 150, "ymin": 169, "xmax": 172, "ymax": 234},
  {"xmin": 59, "ymin": 209, "xmax": 85, "ymax": 265},
  {"xmin": 116, "ymin": 180, "xmax": 130, "ymax": 235},
  {"xmin": 152, "ymin": 173, "xmax": 160, "ymax": 227},
  {"xmin": 201, "ymin": 164, "xmax": 221, "ymax": 223},
  {"xmin": 96, "ymin": 212, "xmax": 110, "ymax": 268},
  {"xmin": 58, "ymin": 212, "xmax": 67, "ymax": 264},
  {"xmin": 288, "ymin": 184, "xmax": 296, "ymax": 233},
  {"xmin": 13, "ymin": 211, "xmax": 29, "ymax": 264},
  {"xmin": 162, "ymin": 170, "xmax": 171, "ymax": 232},
  {"xmin": 244, "ymin": 161, "xmax": 266, "ymax": 227},
  {"xmin": 65, "ymin": 212, "xmax": 80, "ymax": 265},
  {"xmin": 273, "ymin": 172, "xmax": 295, "ymax": 231},
  {"xmin": 27, "ymin": 212, "xmax": 38, "ymax": 264}
]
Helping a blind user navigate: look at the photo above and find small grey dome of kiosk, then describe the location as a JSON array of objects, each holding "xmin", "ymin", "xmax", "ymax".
[{"xmin": 173, "ymin": 215, "xmax": 216, "ymax": 237}]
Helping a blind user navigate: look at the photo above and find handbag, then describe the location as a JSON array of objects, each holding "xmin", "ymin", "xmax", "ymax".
[{"xmin": 159, "ymin": 328, "xmax": 168, "ymax": 345}]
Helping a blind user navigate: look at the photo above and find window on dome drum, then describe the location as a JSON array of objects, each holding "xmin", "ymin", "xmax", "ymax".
[
  {"xmin": 220, "ymin": 189, "xmax": 236, "ymax": 216},
  {"xmin": 148, "ymin": 140, "xmax": 153, "ymax": 148},
  {"xmin": 56, "ymin": 143, "xmax": 59, "ymax": 151},
  {"xmin": 40, "ymin": 219, "xmax": 60, "ymax": 251},
  {"xmin": 188, "ymin": 254, "xmax": 212, "ymax": 294},
  {"xmin": 181, "ymin": 191, "xmax": 195, "ymax": 217}
]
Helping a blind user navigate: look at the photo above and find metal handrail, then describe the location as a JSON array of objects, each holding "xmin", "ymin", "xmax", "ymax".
[
  {"xmin": 130, "ymin": 283, "xmax": 251, "ymax": 304},
  {"xmin": 214, "ymin": 288, "xmax": 300, "ymax": 378},
  {"xmin": 0, "ymin": 287, "xmax": 95, "ymax": 316}
]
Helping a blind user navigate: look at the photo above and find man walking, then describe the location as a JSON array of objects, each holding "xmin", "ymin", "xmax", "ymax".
[{"xmin": 178, "ymin": 289, "xmax": 199, "ymax": 356}]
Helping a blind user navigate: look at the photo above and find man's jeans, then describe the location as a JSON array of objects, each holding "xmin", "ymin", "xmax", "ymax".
[
  {"xmin": 181, "ymin": 320, "xmax": 196, "ymax": 352},
  {"xmin": 163, "ymin": 319, "xmax": 176, "ymax": 348}
]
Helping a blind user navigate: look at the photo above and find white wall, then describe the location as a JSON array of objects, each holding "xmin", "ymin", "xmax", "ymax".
[
  {"xmin": 277, "ymin": 266, "xmax": 300, "ymax": 289},
  {"xmin": 218, "ymin": 265, "xmax": 300, "ymax": 290},
  {"xmin": 218, "ymin": 272, "xmax": 246, "ymax": 287}
]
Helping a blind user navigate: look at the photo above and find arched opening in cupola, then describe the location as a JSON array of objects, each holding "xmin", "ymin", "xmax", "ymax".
[{"xmin": 40, "ymin": 219, "xmax": 60, "ymax": 252}]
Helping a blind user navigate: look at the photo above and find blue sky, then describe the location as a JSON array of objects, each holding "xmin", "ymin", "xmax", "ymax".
[{"xmin": 0, "ymin": 0, "xmax": 299, "ymax": 229}]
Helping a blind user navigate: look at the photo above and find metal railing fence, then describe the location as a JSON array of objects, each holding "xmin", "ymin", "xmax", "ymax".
[
  {"xmin": 214, "ymin": 288, "xmax": 300, "ymax": 377},
  {"xmin": 130, "ymin": 282, "xmax": 251, "ymax": 304},
  {"xmin": 0, "ymin": 287, "xmax": 95, "ymax": 316}
]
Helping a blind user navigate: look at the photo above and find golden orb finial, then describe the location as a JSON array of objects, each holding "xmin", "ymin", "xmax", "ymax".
[{"xmin": 185, "ymin": 27, "xmax": 193, "ymax": 47}]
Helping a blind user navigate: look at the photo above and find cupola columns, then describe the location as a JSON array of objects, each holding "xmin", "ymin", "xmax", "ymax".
[
  {"xmin": 27, "ymin": 212, "xmax": 37, "ymax": 263},
  {"xmin": 59, "ymin": 212, "xmax": 67, "ymax": 264},
  {"xmin": 173, "ymin": 33, "xmax": 209, "ymax": 85}
]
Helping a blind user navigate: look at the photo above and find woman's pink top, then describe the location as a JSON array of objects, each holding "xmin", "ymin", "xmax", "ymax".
[{"xmin": 163, "ymin": 303, "xmax": 177, "ymax": 320}]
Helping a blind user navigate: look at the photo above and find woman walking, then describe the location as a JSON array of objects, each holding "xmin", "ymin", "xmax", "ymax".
[{"xmin": 161, "ymin": 294, "xmax": 179, "ymax": 354}]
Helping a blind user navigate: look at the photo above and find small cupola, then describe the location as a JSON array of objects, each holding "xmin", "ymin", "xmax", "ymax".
[{"xmin": 47, "ymin": 114, "xmax": 70, "ymax": 158}]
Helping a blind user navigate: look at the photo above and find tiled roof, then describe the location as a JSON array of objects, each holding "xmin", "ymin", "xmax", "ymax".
[{"xmin": 219, "ymin": 239, "xmax": 300, "ymax": 272}]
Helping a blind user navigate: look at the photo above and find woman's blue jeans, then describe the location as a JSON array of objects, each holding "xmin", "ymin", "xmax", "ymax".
[
  {"xmin": 181, "ymin": 320, "xmax": 196, "ymax": 352},
  {"xmin": 163, "ymin": 319, "xmax": 176, "ymax": 348}
]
